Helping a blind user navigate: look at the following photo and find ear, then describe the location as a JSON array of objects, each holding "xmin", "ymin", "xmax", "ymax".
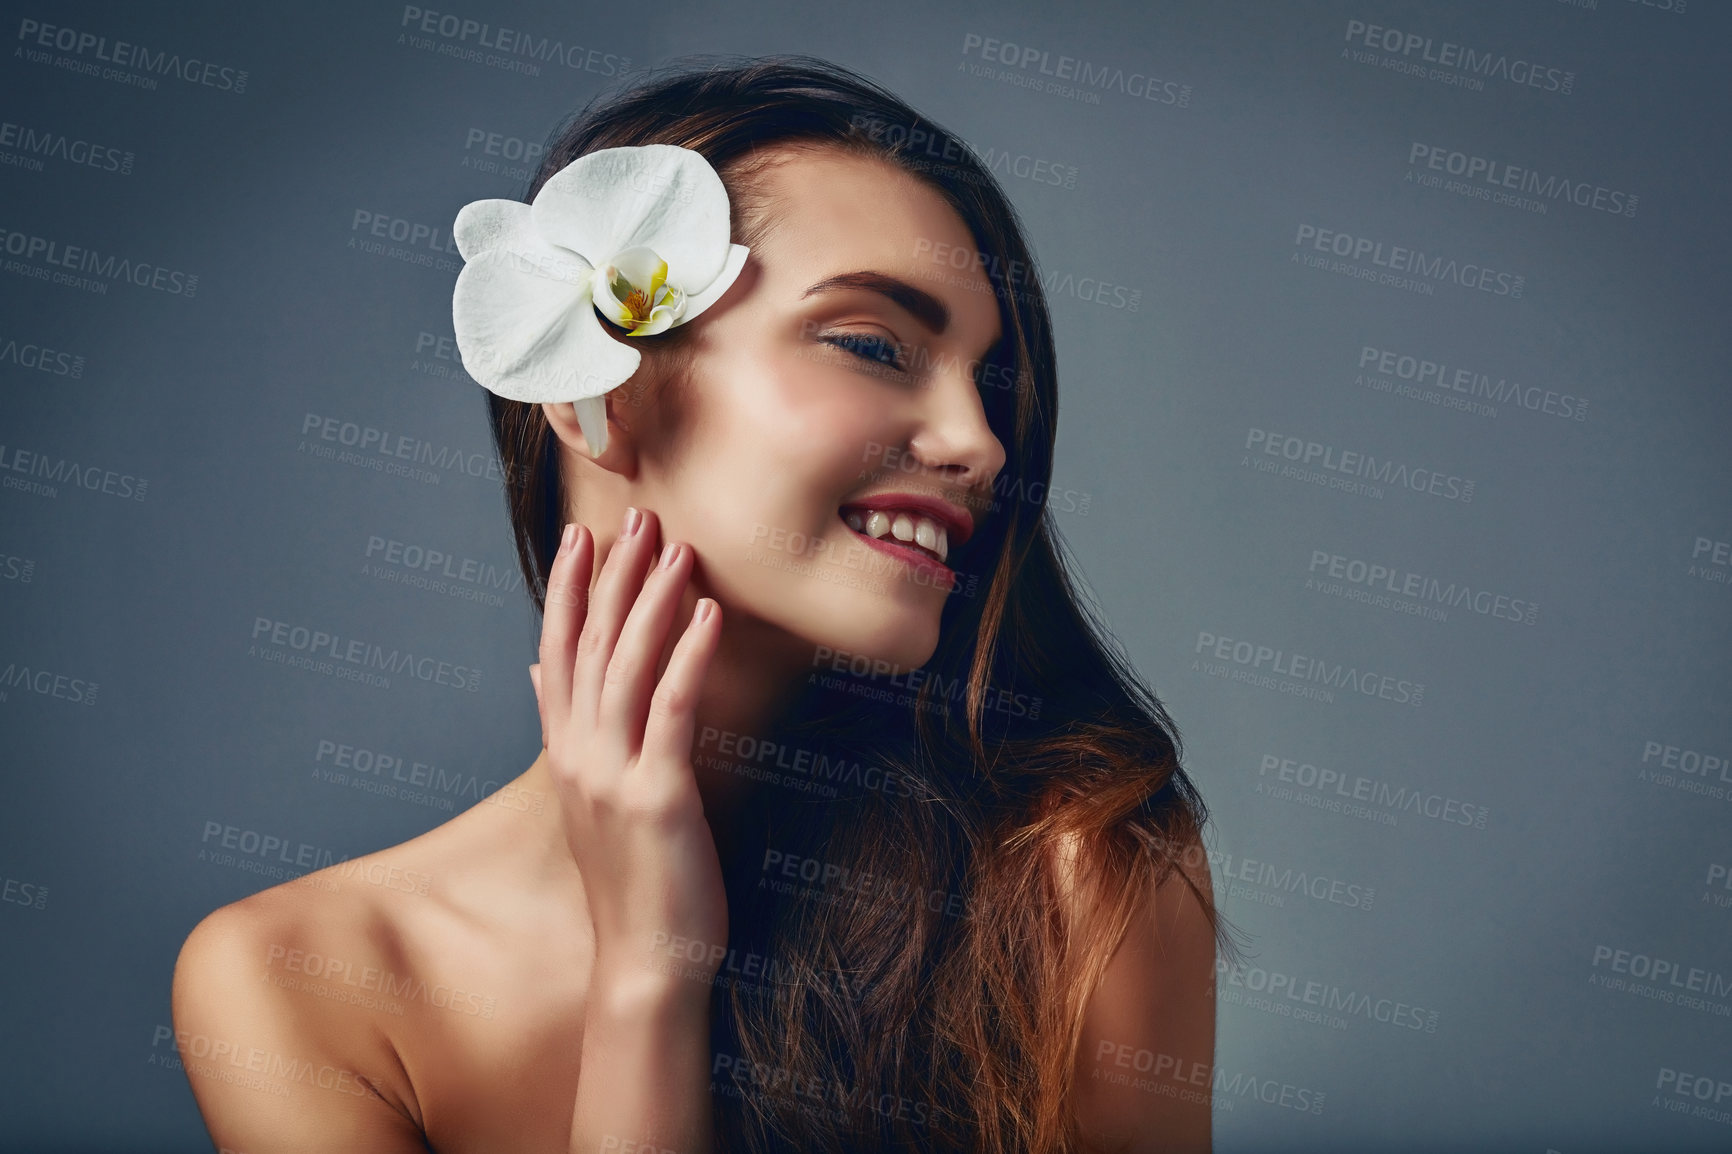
[{"xmin": 542, "ymin": 386, "xmax": 642, "ymax": 478}]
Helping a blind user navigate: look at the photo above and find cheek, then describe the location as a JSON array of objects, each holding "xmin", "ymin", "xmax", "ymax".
[
  {"xmin": 713, "ymin": 350, "xmax": 890, "ymax": 523},
  {"xmin": 663, "ymin": 349, "xmax": 886, "ymax": 584}
]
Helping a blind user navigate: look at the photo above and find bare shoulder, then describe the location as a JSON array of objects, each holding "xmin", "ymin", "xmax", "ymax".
[
  {"xmin": 1065, "ymin": 826, "xmax": 1217, "ymax": 1154},
  {"xmin": 172, "ymin": 856, "xmax": 432, "ymax": 1152}
]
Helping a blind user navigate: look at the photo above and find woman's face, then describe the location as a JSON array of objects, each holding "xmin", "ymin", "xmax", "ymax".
[{"xmin": 584, "ymin": 144, "xmax": 1007, "ymax": 676}]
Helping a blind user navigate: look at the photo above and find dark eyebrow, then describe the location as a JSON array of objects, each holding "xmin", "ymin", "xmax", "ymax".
[{"xmin": 802, "ymin": 271, "xmax": 950, "ymax": 334}]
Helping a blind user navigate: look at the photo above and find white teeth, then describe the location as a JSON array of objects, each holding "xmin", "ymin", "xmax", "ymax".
[
  {"xmin": 844, "ymin": 507, "xmax": 950, "ymax": 564},
  {"xmin": 914, "ymin": 519, "xmax": 937, "ymax": 553}
]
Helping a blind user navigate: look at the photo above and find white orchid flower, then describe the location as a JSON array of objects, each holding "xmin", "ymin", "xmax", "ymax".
[{"xmin": 451, "ymin": 143, "xmax": 750, "ymax": 458}]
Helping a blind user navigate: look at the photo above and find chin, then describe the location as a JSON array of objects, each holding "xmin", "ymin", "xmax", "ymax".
[{"xmin": 821, "ymin": 601, "xmax": 942, "ymax": 673}]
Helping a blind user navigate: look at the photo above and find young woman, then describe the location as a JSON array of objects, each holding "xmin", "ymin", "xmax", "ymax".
[{"xmin": 172, "ymin": 58, "xmax": 1232, "ymax": 1154}]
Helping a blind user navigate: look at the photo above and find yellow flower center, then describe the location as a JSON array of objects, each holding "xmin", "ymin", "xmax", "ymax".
[{"xmin": 621, "ymin": 286, "xmax": 652, "ymax": 320}]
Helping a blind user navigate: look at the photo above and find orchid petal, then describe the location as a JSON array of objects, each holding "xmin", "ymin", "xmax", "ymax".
[
  {"xmin": 572, "ymin": 395, "xmax": 610, "ymax": 459},
  {"xmin": 679, "ymin": 243, "xmax": 750, "ymax": 321},
  {"xmin": 450, "ymin": 144, "xmax": 750, "ymax": 444},
  {"xmin": 453, "ymin": 246, "xmax": 638, "ymax": 404},
  {"xmin": 628, "ymin": 306, "xmax": 679, "ymax": 336},
  {"xmin": 533, "ymin": 144, "xmax": 734, "ymax": 294},
  {"xmin": 454, "ymin": 199, "xmax": 593, "ymax": 281},
  {"xmin": 608, "ymin": 246, "xmax": 670, "ymax": 294}
]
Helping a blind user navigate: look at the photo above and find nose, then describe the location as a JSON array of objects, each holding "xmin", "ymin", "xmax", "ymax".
[{"xmin": 901, "ymin": 356, "xmax": 1007, "ymax": 496}]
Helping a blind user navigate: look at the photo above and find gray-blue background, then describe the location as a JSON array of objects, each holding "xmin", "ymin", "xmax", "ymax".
[{"xmin": 2, "ymin": 0, "xmax": 1727, "ymax": 1150}]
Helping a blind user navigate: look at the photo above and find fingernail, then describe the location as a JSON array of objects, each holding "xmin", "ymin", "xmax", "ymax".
[
  {"xmin": 560, "ymin": 522, "xmax": 576, "ymax": 552},
  {"xmin": 695, "ymin": 598, "xmax": 713, "ymax": 623},
  {"xmin": 659, "ymin": 542, "xmax": 679, "ymax": 569},
  {"xmin": 622, "ymin": 506, "xmax": 641, "ymax": 537}
]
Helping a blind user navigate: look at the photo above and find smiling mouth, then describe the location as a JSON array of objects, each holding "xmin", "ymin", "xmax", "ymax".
[{"xmin": 838, "ymin": 506, "xmax": 951, "ymax": 567}]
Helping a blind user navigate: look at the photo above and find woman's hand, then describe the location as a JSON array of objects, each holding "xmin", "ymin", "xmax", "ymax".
[{"xmin": 529, "ymin": 506, "xmax": 730, "ymax": 986}]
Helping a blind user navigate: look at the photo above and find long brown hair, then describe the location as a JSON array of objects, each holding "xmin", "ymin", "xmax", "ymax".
[{"xmin": 484, "ymin": 57, "xmax": 1237, "ymax": 1153}]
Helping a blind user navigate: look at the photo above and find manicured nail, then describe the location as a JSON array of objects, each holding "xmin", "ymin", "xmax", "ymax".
[
  {"xmin": 622, "ymin": 506, "xmax": 641, "ymax": 536},
  {"xmin": 659, "ymin": 542, "xmax": 679, "ymax": 569},
  {"xmin": 695, "ymin": 598, "xmax": 713, "ymax": 623},
  {"xmin": 561, "ymin": 522, "xmax": 576, "ymax": 552}
]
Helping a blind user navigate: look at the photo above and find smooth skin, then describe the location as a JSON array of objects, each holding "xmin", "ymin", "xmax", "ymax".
[
  {"xmin": 545, "ymin": 513, "xmax": 728, "ymax": 1154},
  {"xmin": 171, "ymin": 146, "xmax": 1215, "ymax": 1153}
]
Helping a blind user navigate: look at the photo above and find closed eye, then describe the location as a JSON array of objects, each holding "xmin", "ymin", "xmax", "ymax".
[{"xmin": 822, "ymin": 332, "xmax": 907, "ymax": 372}]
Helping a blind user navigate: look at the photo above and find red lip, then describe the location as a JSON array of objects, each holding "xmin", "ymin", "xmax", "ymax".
[
  {"xmin": 846, "ymin": 527, "xmax": 959, "ymax": 585},
  {"xmin": 837, "ymin": 492, "xmax": 976, "ymax": 548}
]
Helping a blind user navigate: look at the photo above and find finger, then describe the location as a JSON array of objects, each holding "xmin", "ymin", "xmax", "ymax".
[
  {"xmin": 572, "ymin": 506, "xmax": 659, "ymax": 731},
  {"xmin": 537, "ymin": 523, "xmax": 593, "ymax": 751},
  {"xmin": 597, "ymin": 539, "xmax": 696, "ymax": 754},
  {"xmin": 639, "ymin": 597, "xmax": 722, "ymax": 775},
  {"xmin": 528, "ymin": 663, "xmax": 547, "ymax": 748}
]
